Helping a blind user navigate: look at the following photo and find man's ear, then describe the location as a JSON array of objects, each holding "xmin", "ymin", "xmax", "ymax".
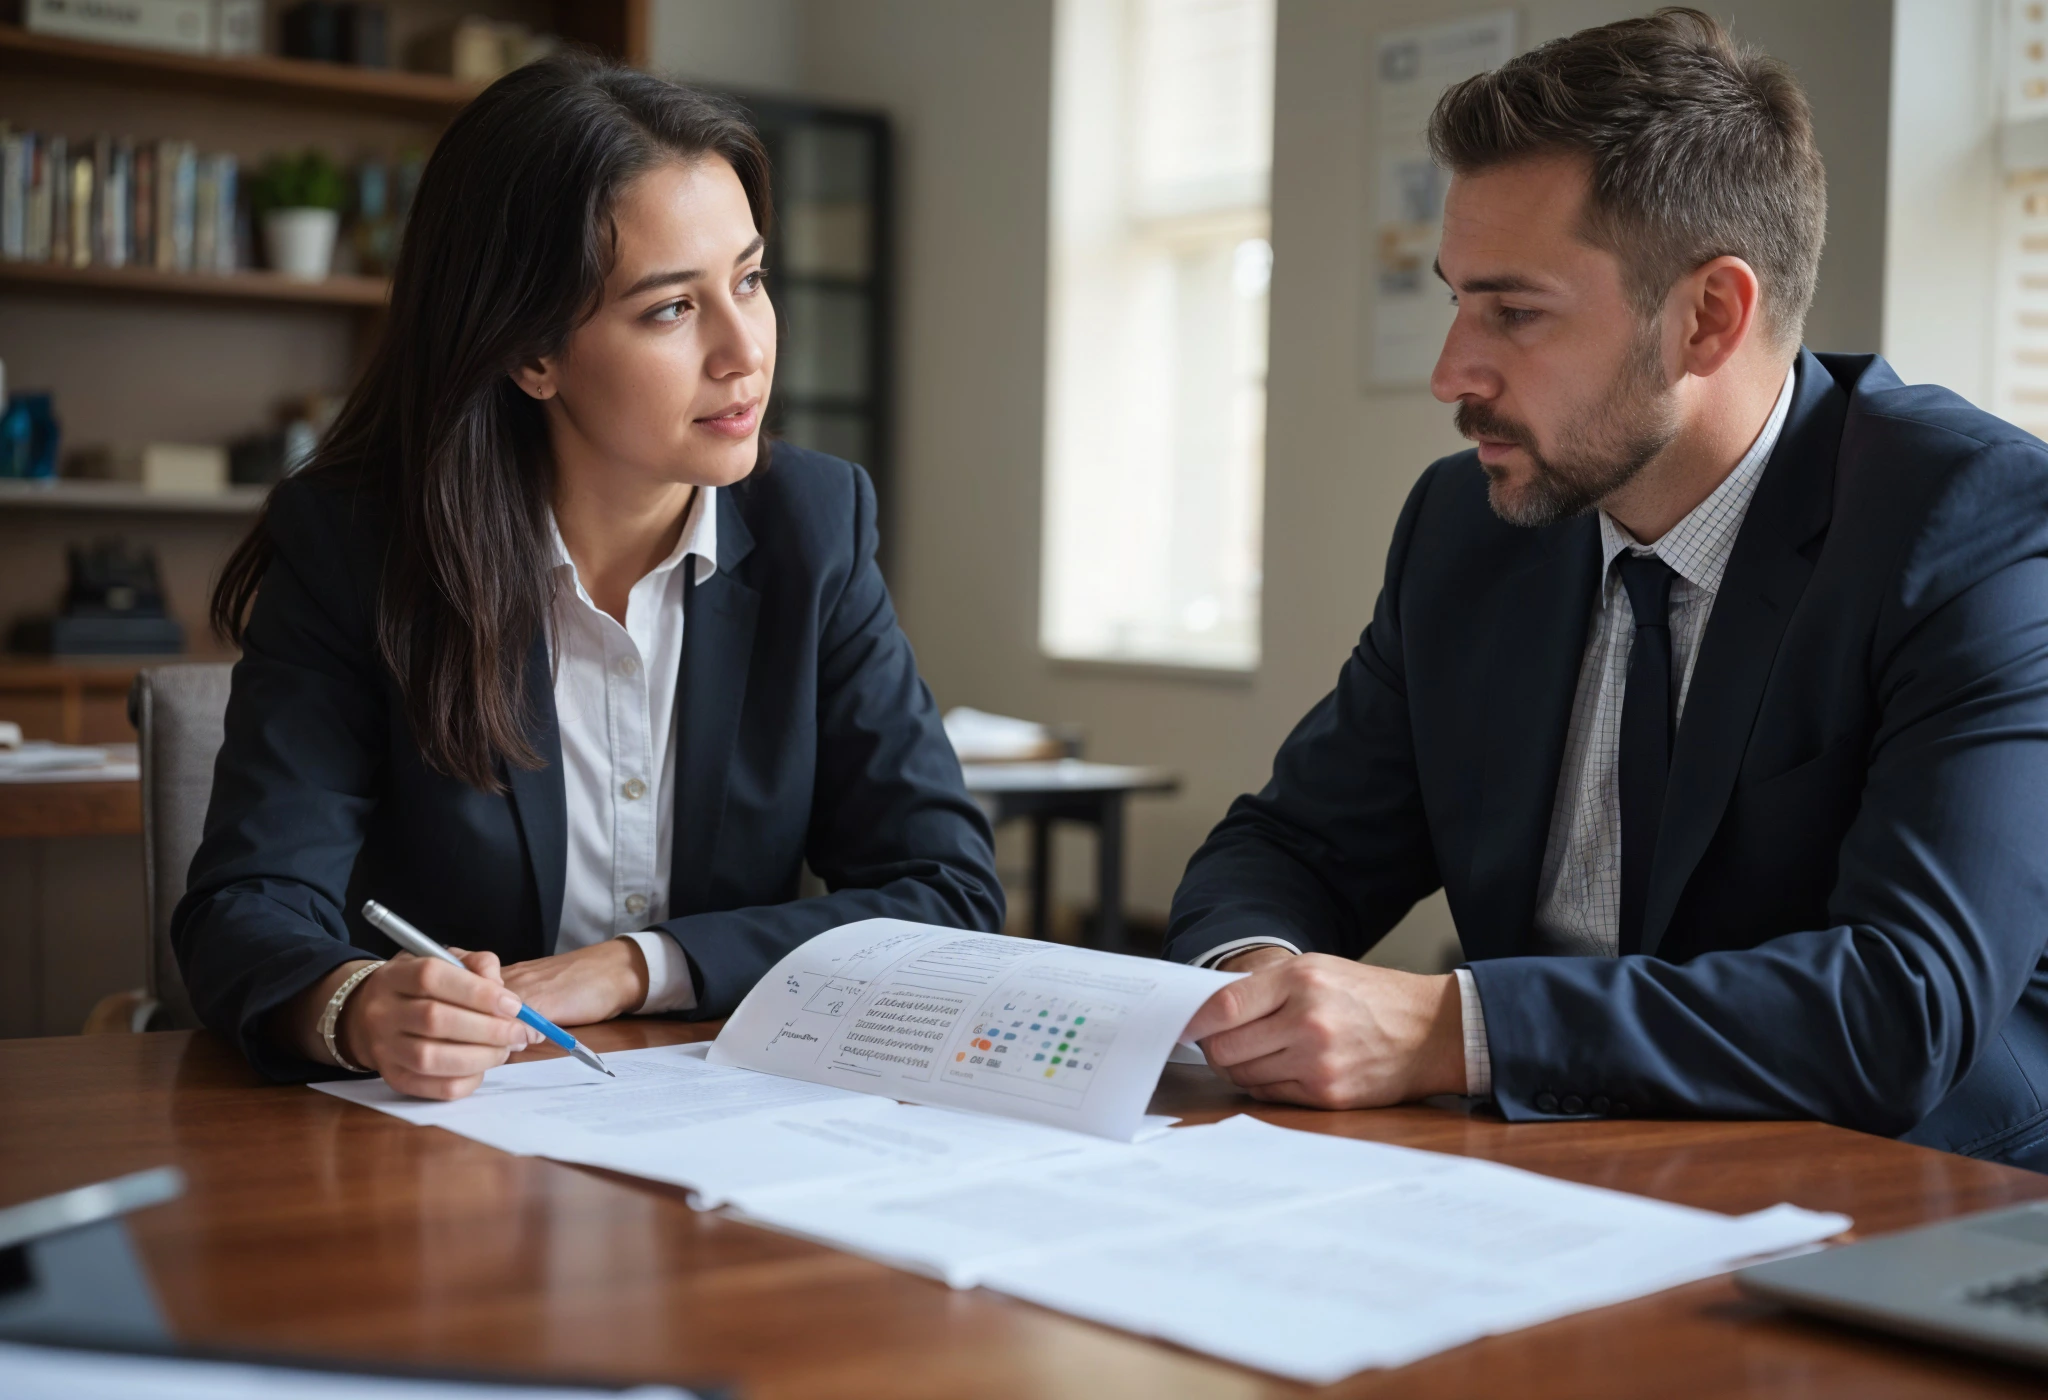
[
  {"xmin": 1674, "ymin": 255, "xmax": 1761, "ymax": 379},
  {"xmin": 511, "ymin": 357, "xmax": 558, "ymax": 401}
]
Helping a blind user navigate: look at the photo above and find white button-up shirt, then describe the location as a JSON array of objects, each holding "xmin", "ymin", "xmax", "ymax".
[{"xmin": 545, "ymin": 487, "xmax": 717, "ymax": 1013}]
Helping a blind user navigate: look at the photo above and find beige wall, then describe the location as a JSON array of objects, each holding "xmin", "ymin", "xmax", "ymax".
[
  {"xmin": 654, "ymin": 1, "xmax": 1894, "ymax": 965},
  {"xmin": 650, "ymin": 0, "xmax": 804, "ymax": 93}
]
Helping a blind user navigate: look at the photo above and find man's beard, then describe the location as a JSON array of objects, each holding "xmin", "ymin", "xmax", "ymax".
[{"xmin": 1458, "ymin": 328, "xmax": 1679, "ymax": 529}]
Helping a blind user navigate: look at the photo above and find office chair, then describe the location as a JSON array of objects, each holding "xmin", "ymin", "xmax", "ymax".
[{"xmin": 83, "ymin": 663, "xmax": 232, "ymax": 1033}]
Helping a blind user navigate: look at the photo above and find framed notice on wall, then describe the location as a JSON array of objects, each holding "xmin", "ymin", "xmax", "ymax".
[{"xmin": 1363, "ymin": 11, "xmax": 1518, "ymax": 391}]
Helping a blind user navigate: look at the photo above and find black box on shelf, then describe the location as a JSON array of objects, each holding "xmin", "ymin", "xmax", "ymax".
[
  {"xmin": 11, "ymin": 541, "xmax": 187, "ymax": 654},
  {"xmin": 281, "ymin": 2, "xmax": 388, "ymax": 67},
  {"xmin": 341, "ymin": 3, "xmax": 387, "ymax": 68},
  {"xmin": 11, "ymin": 615, "xmax": 186, "ymax": 655},
  {"xmin": 280, "ymin": 1, "xmax": 343, "ymax": 62}
]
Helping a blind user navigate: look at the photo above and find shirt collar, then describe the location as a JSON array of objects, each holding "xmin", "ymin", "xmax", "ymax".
[
  {"xmin": 547, "ymin": 485, "xmax": 720, "ymax": 592},
  {"xmin": 1597, "ymin": 362, "xmax": 1797, "ymax": 598}
]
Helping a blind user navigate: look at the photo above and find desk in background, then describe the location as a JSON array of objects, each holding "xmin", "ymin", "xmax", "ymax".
[
  {"xmin": 961, "ymin": 760, "xmax": 1179, "ymax": 952},
  {"xmin": 4, "ymin": 1022, "xmax": 2045, "ymax": 1399},
  {"xmin": 0, "ymin": 656, "xmax": 169, "ymax": 745},
  {"xmin": 0, "ymin": 732, "xmax": 145, "ymax": 1037}
]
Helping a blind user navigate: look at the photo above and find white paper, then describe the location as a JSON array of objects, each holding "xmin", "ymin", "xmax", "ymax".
[
  {"xmin": 731, "ymin": 1115, "xmax": 1448, "ymax": 1286},
  {"xmin": 973, "ymin": 1124, "xmax": 1850, "ymax": 1383},
  {"xmin": 311, "ymin": 1044, "xmax": 868, "ymax": 1153},
  {"xmin": 312, "ymin": 1041, "xmax": 1117, "ymax": 1209},
  {"xmin": 708, "ymin": 918, "xmax": 1239, "ymax": 1141},
  {"xmin": 732, "ymin": 1115, "xmax": 1845, "ymax": 1380},
  {"xmin": 551, "ymin": 1100, "xmax": 1103, "ymax": 1210},
  {"xmin": 0, "ymin": 1340, "xmax": 696, "ymax": 1400}
]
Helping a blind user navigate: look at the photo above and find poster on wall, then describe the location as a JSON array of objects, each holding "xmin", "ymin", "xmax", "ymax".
[{"xmin": 1364, "ymin": 11, "xmax": 1518, "ymax": 391}]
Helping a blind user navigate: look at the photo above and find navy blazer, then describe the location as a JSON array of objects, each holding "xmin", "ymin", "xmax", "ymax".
[
  {"xmin": 174, "ymin": 442, "xmax": 1002, "ymax": 1081},
  {"xmin": 1168, "ymin": 352, "xmax": 2048, "ymax": 1171}
]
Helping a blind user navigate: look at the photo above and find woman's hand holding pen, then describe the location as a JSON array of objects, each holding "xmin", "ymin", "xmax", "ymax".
[{"xmin": 333, "ymin": 950, "xmax": 543, "ymax": 1100}]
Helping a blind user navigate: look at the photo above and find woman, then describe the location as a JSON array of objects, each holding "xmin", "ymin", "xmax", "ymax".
[{"xmin": 174, "ymin": 55, "xmax": 1001, "ymax": 1100}]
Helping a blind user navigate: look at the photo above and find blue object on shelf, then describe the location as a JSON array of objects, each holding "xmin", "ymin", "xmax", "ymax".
[{"xmin": 0, "ymin": 392, "xmax": 60, "ymax": 480}]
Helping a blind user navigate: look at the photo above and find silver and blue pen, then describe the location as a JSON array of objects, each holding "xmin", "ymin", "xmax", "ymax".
[{"xmin": 360, "ymin": 899, "xmax": 614, "ymax": 1077}]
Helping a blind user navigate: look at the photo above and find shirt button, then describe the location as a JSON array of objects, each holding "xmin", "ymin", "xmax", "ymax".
[
  {"xmin": 1590, "ymin": 1095, "xmax": 1612, "ymax": 1114},
  {"xmin": 1535, "ymin": 1092, "xmax": 1560, "ymax": 1114},
  {"xmin": 621, "ymin": 777, "xmax": 646, "ymax": 801},
  {"xmin": 624, "ymin": 893, "xmax": 648, "ymax": 917},
  {"xmin": 617, "ymin": 655, "xmax": 640, "ymax": 677},
  {"xmin": 1560, "ymin": 1094, "xmax": 1585, "ymax": 1115}
]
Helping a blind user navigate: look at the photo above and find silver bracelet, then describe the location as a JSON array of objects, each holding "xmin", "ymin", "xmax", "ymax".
[{"xmin": 318, "ymin": 961, "xmax": 386, "ymax": 1073}]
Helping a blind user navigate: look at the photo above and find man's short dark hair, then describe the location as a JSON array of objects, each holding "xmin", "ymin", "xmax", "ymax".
[{"xmin": 1427, "ymin": 7, "xmax": 1825, "ymax": 348}]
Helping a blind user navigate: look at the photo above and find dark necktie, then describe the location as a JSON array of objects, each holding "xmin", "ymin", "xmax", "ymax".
[{"xmin": 1616, "ymin": 553, "xmax": 1678, "ymax": 956}]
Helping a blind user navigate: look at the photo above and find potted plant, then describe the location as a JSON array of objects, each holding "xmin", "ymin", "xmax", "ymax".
[{"xmin": 250, "ymin": 150, "xmax": 347, "ymax": 281}]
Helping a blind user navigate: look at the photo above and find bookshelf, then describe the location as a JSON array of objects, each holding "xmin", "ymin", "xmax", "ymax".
[
  {"xmin": 0, "ymin": 2, "xmax": 649, "ymax": 670},
  {"xmin": 0, "ymin": 25, "xmax": 486, "ymax": 121},
  {"xmin": 0, "ymin": 258, "xmax": 388, "ymax": 307},
  {"xmin": 0, "ymin": 480, "xmax": 269, "ymax": 514},
  {"xmin": 740, "ymin": 95, "xmax": 898, "ymax": 563}
]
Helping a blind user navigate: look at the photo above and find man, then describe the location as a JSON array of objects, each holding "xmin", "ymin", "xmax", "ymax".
[{"xmin": 1173, "ymin": 8, "xmax": 2048, "ymax": 1172}]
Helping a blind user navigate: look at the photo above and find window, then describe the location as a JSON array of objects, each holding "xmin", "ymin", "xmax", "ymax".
[{"xmin": 1040, "ymin": 0, "xmax": 1275, "ymax": 671}]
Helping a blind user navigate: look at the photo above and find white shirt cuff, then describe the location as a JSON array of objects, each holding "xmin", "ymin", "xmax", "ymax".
[
  {"xmin": 618, "ymin": 931, "xmax": 698, "ymax": 1014},
  {"xmin": 1454, "ymin": 967, "xmax": 1492, "ymax": 1099},
  {"xmin": 1194, "ymin": 936, "xmax": 1304, "ymax": 969}
]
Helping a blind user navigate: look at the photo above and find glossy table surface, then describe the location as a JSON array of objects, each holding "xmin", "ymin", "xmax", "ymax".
[{"xmin": 5, "ymin": 1022, "xmax": 2048, "ymax": 1398}]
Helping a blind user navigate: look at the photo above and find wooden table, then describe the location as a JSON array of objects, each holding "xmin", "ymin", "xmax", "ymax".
[
  {"xmin": 0, "ymin": 656, "xmax": 157, "ymax": 745},
  {"xmin": 5, "ymin": 1023, "xmax": 2048, "ymax": 1398}
]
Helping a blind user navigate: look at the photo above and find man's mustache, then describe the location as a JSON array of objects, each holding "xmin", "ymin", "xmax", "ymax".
[{"xmin": 1454, "ymin": 400, "xmax": 1539, "ymax": 455}]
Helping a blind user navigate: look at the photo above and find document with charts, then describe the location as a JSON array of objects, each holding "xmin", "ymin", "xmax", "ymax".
[{"xmin": 706, "ymin": 918, "xmax": 1239, "ymax": 1141}]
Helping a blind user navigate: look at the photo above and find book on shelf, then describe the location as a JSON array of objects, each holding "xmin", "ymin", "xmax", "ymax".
[
  {"xmin": 67, "ymin": 149, "xmax": 90, "ymax": 268},
  {"xmin": 0, "ymin": 126, "xmax": 236, "ymax": 275},
  {"xmin": 0, "ymin": 126, "xmax": 21, "ymax": 260},
  {"xmin": 133, "ymin": 143, "xmax": 155, "ymax": 269},
  {"xmin": 42, "ymin": 136, "xmax": 67, "ymax": 267}
]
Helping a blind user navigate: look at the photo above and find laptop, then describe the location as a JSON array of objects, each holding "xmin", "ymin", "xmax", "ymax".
[{"xmin": 1736, "ymin": 1200, "xmax": 2048, "ymax": 1369}]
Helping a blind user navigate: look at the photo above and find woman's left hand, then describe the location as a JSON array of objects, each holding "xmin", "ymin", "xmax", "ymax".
[{"xmin": 500, "ymin": 939, "xmax": 650, "ymax": 1027}]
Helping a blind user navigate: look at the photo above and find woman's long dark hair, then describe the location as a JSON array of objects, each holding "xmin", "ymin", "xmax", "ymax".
[{"xmin": 212, "ymin": 54, "xmax": 772, "ymax": 792}]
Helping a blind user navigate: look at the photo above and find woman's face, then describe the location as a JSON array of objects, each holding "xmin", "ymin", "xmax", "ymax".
[{"xmin": 523, "ymin": 155, "xmax": 776, "ymax": 491}]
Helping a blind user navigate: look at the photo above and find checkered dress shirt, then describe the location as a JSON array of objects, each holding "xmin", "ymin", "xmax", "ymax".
[{"xmin": 1457, "ymin": 366, "xmax": 1796, "ymax": 1096}]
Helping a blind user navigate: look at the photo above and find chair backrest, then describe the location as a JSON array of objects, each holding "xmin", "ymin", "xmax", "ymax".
[{"xmin": 129, "ymin": 662, "xmax": 233, "ymax": 1030}]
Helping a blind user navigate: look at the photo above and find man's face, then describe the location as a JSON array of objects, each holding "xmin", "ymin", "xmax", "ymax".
[{"xmin": 1429, "ymin": 155, "xmax": 1677, "ymax": 528}]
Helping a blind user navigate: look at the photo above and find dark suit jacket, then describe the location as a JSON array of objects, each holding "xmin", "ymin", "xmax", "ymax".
[
  {"xmin": 174, "ymin": 442, "xmax": 1002, "ymax": 1081},
  {"xmin": 1168, "ymin": 351, "xmax": 2048, "ymax": 1171}
]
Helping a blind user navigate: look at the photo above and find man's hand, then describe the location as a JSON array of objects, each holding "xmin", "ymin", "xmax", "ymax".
[
  {"xmin": 1184, "ymin": 951, "xmax": 1466, "ymax": 1109},
  {"xmin": 500, "ymin": 938, "xmax": 650, "ymax": 1029}
]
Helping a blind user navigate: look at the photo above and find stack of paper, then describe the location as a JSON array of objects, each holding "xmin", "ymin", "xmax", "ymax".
[
  {"xmin": 0, "ymin": 740, "xmax": 138, "ymax": 783},
  {"xmin": 319, "ymin": 1044, "xmax": 1125, "ymax": 1208},
  {"xmin": 941, "ymin": 706, "xmax": 1059, "ymax": 761},
  {"xmin": 735, "ymin": 1115, "xmax": 1845, "ymax": 1380}
]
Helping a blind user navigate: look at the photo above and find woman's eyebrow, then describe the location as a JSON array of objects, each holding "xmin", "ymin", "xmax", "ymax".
[{"xmin": 617, "ymin": 236, "xmax": 768, "ymax": 299}]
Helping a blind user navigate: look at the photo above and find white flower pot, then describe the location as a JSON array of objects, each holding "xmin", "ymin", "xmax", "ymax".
[{"xmin": 263, "ymin": 207, "xmax": 340, "ymax": 281}]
